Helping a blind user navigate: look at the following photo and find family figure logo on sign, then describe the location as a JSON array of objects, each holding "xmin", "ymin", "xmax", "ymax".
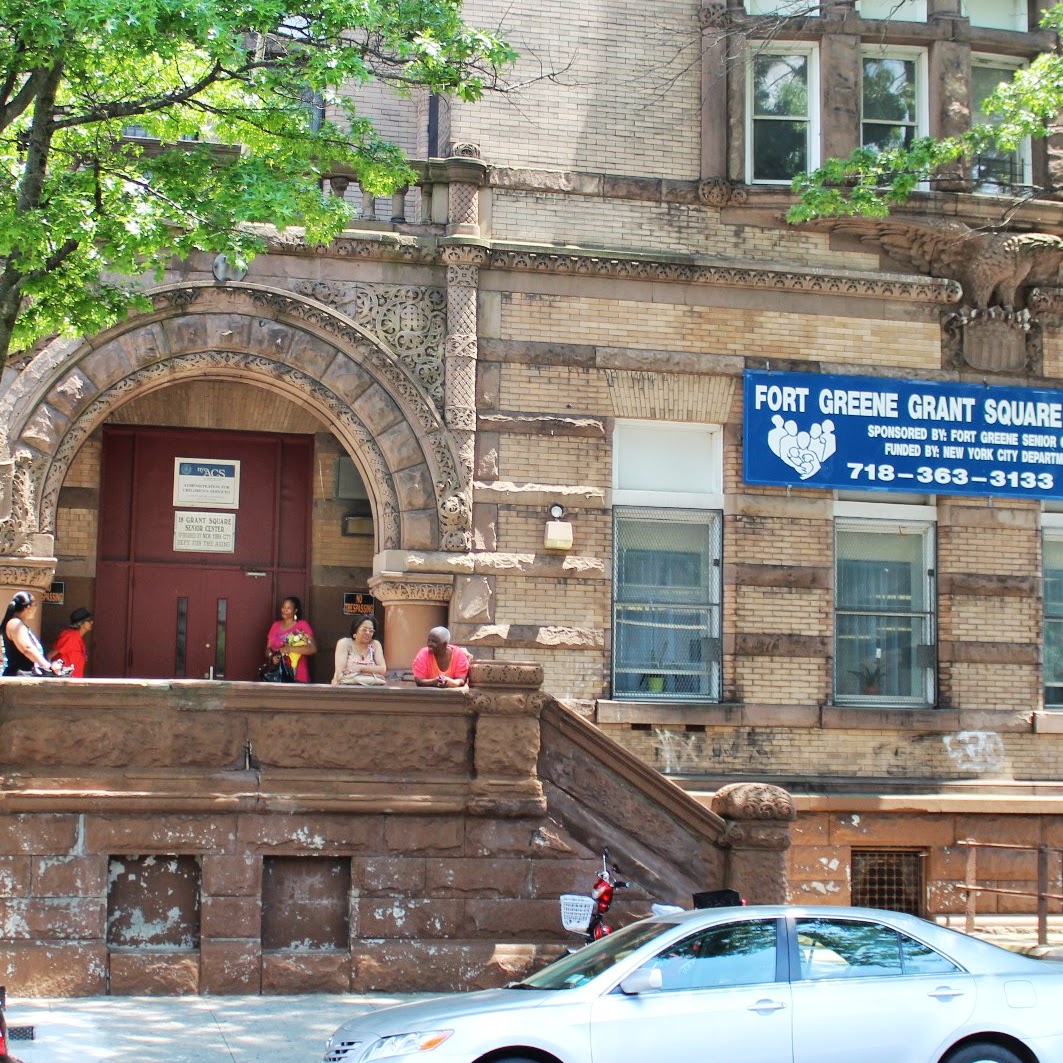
[{"xmin": 766, "ymin": 414, "xmax": 837, "ymax": 481}]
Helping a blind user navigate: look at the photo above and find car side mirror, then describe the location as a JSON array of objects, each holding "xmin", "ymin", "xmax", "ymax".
[{"xmin": 619, "ymin": 967, "xmax": 663, "ymax": 995}]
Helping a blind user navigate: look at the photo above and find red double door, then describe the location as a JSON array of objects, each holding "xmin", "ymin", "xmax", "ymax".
[{"xmin": 94, "ymin": 426, "xmax": 312, "ymax": 680}]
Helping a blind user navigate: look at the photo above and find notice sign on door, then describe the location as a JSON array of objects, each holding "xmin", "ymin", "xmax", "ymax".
[
  {"xmin": 173, "ymin": 511, "xmax": 237, "ymax": 553},
  {"xmin": 173, "ymin": 458, "xmax": 241, "ymax": 509}
]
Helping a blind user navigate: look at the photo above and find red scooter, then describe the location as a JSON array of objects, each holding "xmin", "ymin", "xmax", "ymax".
[{"xmin": 560, "ymin": 850, "xmax": 631, "ymax": 945}]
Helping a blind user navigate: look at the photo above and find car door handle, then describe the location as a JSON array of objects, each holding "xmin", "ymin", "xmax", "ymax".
[
  {"xmin": 928, "ymin": 986, "xmax": 965, "ymax": 1000},
  {"xmin": 748, "ymin": 999, "xmax": 787, "ymax": 1013}
]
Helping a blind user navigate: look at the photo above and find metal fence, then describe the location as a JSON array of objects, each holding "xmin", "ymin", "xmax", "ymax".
[{"xmin": 957, "ymin": 840, "xmax": 1063, "ymax": 945}]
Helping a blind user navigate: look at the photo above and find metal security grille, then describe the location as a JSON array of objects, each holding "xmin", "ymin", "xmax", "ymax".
[
  {"xmin": 851, "ymin": 850, "xmax": 924, "ymax": 916},
  {"xmin": 612, "ymin": 507, "xmax": 721, "ymax": 701}
]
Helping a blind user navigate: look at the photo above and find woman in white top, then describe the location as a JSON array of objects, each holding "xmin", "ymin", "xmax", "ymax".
[{"xmin": 332, "ymin": 616, "xmax": 387, "ymax": 685}]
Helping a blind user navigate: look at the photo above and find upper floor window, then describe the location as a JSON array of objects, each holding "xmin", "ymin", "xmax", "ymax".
[
  {"xmin": 861, "ymin": 48, "xmax": 927, "ymax": 154},
  {"xmin": 747, "ymin": 44, "xmax": 819, "ymax": 184},
  {"xmin": 834, "ymin": 516, "xmax": 936, "ymax": 706},
  {"xmin": 856, "ymin": 0, "xmax": 926, "ymax": 19},
  {"xmin": 962, "ymin": 0, "xmax": 1027, "ymax": 31},
  {"xmin": 971, "ymin": 57, "xmax": 1031, "ymax": 193}
]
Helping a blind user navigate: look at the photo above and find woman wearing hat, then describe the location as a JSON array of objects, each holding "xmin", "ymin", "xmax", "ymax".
[{"xmin": 49, "ymin": 606, "xmax": 93, "ymax": 677}]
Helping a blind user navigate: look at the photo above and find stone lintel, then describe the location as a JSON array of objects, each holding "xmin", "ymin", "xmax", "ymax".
[
  {"xmin": 464, "ymin": 624, "xmax": 604, "ymax": 650},
  {"xmin": 477, "ymin": 412, "xmax": 606, "ymax": 437},
  {"xmin": 735, "ymin": 633, "xmax": 831, "ymax": 657},
  {"xmin": 373, "ymin": 551, "xmax": 606, "ymax": 579},
  {"xmin": 727, "ymin": 563, "xmax": 831, "ymax": 589},
  {"xmin": 727, "ymin": 494, "xmax": 833, "ymax": 519},
  {"xmin": 938, "ymin": 573, "xmax": 1039, "ymax": 597},
  {"xmin": 940, "ymin": 641, "xmax": 1039, "ymax": 665},
  {"xmin": 937, "ymin": 502, "xmax": 1039, "ymax": 529},
  {"xmin": 473, "ymin": 481, "xmax": 607, "ymax": 507}
]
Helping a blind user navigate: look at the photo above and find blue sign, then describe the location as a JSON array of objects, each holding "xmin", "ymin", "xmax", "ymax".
[{"xmin": 744, "ymin": 369, "xmax": 1063, "ymax": 500}]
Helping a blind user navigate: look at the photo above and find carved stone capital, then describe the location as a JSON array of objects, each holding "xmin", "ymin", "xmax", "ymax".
[
  {"xmin": 439, "ymin": 244, "xmax": 491, "ymax": 269},
  {"xmin": 367, "ymin": 573, "xmax": 454, "ymax": 605},
  {"xmin": 468, "ymin": 660, "xmax": 545, "ymax": 691},
  {"xmin": 711, "ymin": 782, "xmax": 796, "ymax": 823}
]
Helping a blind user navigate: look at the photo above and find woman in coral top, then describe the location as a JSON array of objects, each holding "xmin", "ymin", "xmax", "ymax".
[{"xmin": 412, "ymin": 626, "xmax": 471, "ymax": 688}]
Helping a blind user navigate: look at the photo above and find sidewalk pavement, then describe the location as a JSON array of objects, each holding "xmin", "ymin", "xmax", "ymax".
[
  {"xmin": 3, "ymin": 993, "xmax": 436, "ymax": 1063},
  {"xmin": 4, "ymin": 931, "xmax": 1063, "ymax": 1063}
]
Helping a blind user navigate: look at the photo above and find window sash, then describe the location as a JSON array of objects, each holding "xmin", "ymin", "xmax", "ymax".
[
  {"xmin": 613, "ymin": 507, "xmax": 722, "ymax": 701},
  {"xmin": 861, "ymin": 54, "xmax": 922, "ymax": 153},
  {"xmin": 971, "ymin": 59, "xmax": 1030, "ymax": 193},
  {"xmin": 748, "ymin": 47, "xmax": 817, "ymax": 183},
  {"xmin": 834, "ymin": 522, "xmax": 935, "ymax": 706}
]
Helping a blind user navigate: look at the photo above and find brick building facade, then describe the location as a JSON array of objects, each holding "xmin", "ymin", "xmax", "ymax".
[{"xmin": 2, "ymin": 0, "xmax": 1063, "ymax": 984}]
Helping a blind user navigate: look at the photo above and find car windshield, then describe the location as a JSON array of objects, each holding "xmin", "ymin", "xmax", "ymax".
[{"xmin": 515, "ymin": 920, "xmax": 678, "ymax": 990}]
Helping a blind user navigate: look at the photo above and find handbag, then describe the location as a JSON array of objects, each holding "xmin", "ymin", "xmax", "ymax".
[{"xmin": 259, "ymin": 653, "xmax": 295, "ymax": 683}]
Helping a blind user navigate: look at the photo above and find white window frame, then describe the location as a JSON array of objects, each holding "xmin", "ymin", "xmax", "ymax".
[
  {"xmin": 612, "ymin": 422, "xmax": 724, "ymax": 702},
  {"xmin": 860, "ymin": 45, "xmax": 929, "ymax": 155},
  {"xmin": 745, "ymin": 42, "xmax": 820, "ymax": 186},
  {"xmin": 612, "ymin": 420, "xmax": 722, "ymax": 510},
  {"xmin": 856, "ymin": 0, "xmax": 927, "ymax": 19},
  {"xmin": 970, "ymin": 54, "xmax": 1032, "ymax": 194},
  {"xmin": 834, "ymin": 508, "xmax": 937, "ymax": 708},
  {"xmin": 962, "ymin": 0, "xmax": 1027, "ymax": 31}
]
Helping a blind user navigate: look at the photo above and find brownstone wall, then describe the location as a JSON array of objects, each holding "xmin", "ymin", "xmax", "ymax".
[{"xmin": 0, "ymin": 663, "xmax": 792, "ymax": 996}]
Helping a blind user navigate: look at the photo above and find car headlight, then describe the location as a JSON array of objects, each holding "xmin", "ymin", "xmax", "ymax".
[{"xmin": 361, "ymin": 1030, "xmax": 453, "ymax": 1060}]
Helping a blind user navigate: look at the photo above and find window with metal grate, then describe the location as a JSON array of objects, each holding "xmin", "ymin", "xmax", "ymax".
[{"xmin": 851, "ymin": 850, "xmax": 925, "ymax": 916}]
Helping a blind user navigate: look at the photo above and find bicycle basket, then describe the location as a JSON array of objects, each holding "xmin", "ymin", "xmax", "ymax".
[{"xmin": 560, "ymin": 894, "xmax": 595, "ymax": 932}]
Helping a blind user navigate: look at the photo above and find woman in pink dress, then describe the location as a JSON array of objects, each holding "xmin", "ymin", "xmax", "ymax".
[{"xmin": 265, "ymin": 596, "xmax": 317, "ymax": 683}]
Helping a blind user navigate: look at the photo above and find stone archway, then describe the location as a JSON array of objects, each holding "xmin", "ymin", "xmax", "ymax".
[{"xmin": 0, "ymin": 282, "xmax": 471, "ymax": 561}]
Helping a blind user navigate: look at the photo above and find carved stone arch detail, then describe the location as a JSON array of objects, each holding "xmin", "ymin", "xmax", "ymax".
[{"xmin": 3, "ymin": 282, "xmax": 471, "ymax": 554}]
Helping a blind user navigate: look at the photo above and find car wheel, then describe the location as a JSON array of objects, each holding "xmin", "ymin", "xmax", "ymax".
[{"xmin": 944, "ymin": 1043, "xmax": 1025, "ymax": 1063}]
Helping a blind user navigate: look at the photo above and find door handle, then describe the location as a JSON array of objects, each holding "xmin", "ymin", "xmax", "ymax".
[
  {"xmin": 748, "ymin": 999, "xmax": 786, "ymax": 1013},
  {"xmin": 928, "ymin": 986, "xmax": 965, "ymax": 1000}
]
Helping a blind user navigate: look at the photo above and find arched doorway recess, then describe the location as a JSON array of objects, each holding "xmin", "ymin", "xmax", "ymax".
[{"xmin": 0, "ymin": 282, "xmax": 469, "ymax": 675}]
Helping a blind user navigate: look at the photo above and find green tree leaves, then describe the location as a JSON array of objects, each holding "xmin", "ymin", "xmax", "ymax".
[{"xmin": 0, "ymin": 0, "xmax": 515, "ymax": 362}]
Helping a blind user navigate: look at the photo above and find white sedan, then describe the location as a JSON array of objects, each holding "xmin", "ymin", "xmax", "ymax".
[{"xmin": 322, "ymin": 904, "xmax": 1063, "ymax": 1063}]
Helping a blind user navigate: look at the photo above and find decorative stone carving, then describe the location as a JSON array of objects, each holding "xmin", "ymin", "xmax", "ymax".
[
  {"xmin": 294, "ymin": 281, "xmax": 447, "ymax": 410},
  {"xmin": 488, "ymin": 250, "xmax": 958, "ymax": 304},
  {"xmin": 36, "ymin": 348, "xmax": 405, "ymax": 548},
  {"xmin": 804, "ymin": 217, "xmax": 1063, "ymax": 312},
  {"xmin": 450, "ymin": 143, "xmax": 482, "ymax": 159},
  {"xmin": 711, "ymin": 782, "xmax": 796, "ymax": 823},
  {"xmin": 942, "ymin": 308, "xmax": 1042, "ymax": 373},
  {"xmin": 366, "ymin": 576, "xmax": 454, "ymax": 604},
  {"xmin": 698, "ymin": 4, "xmax": 743, "ymax": 29},
  {"xmin": 0, "ymin": 452, "xmax": 39, "ymax": 556},
  {"xmin": 696, "ymin": 179, "xmax": 749, "ymax": 207}
]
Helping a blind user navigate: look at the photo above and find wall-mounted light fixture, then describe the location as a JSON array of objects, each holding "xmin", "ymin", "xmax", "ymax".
[{"xmin": 544, "ymin": 503, "xmax": 573, "ymax": 551}]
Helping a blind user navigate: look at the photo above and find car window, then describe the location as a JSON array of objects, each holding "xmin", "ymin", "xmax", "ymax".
[
  {"xmin": 519, "ymin": 920, "xmax": 679, "ymax": 990},
  {"xmin": 794, "ymin": 918, "xmax": 959, "ymax": 980},
  {"xmin": 900, "ymin": 934, "xmax": 962, "ymax": 974},
  {"xmin": 796, "ymin": 918, "xmax": 901, "ymax": 979},
  {"xmin": 644, "ymin": 919, "xmax": 779, "ymax": 991}
]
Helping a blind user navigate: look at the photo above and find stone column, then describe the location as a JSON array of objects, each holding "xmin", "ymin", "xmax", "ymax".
[
  {"xmin": 467, "ymin": 660, "xmax": 547, "ymax": 817},
  {"xmin": 367, "ymin": 573, "xmax": 453, "ymax": 673},
  {"xmin": 437, "ymin": 242, "xmax": 488, "ymax": 554},
  {"xmin": 710, "ymin": 782, "xmax": 796, "ymax": 904}
]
